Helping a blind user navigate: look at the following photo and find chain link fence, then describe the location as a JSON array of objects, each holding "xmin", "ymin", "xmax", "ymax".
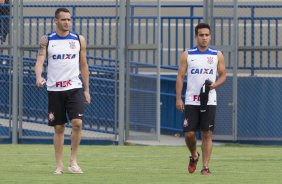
[
  {"xmin": 205, "ymin": 0, "xmax": 282, "ymax": 142},
  {"xmin": 2, "ymin": 0, "xmax": 282, "ymax": 144},
  {"xmin": 235, "ymin": 0, "xmax": 282, "ymax": 142},
  {"xmin": 0, "ymin": 0, "xmax": 11, "ymax": 140}
]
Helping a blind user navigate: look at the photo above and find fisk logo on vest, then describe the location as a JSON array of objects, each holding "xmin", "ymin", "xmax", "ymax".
[
  {"xmin": 56, "ymin": 80, "xmax": 72, "ymax": 87},
  {"xmin": 52, "ymin": 54, "xmax": 76, "ymax": 60},
  {"xmin": 190, "ymin": 68, "xmax": 214, "ymax": 74}
]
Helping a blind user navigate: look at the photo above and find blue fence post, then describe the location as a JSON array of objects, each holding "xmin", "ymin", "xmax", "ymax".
[
  {"xmin": 175, "ymin": 18, "xmax": 178, "ymax": 64},
  {"xmin": 86, "ymin": 18, "xmax": 90, "ymax": 56},
  {"xmin": 228, "ymin": 18, "xmax": 231, "ymax": 66},
  {"xmin": 168, "ymin": 18, "xmax": 171, "ymax": 65},
  {"xmin": 190, "ymin": 6, "xmax": 194, "ymax": 48},
  {"xmin": 182, "ymin": 18, "xmax": 186, "ymax": 51},
  {"xmin": 251, "ymin": 6, "xmax": 255, "ymax": 76},
  {"xmin": 161, "ymin": 17, "xmax": 163, "ymax": 66},
  {"xmin": 153, "ymin": 18, "xmax": 156, "ymax": 65},
  {"xmin": 29, "ymin": 18, "xmax": 32, "ymax": 57},
  {"xmin": 243, "ymin": 19, "xmax": 246, "ymax": 68},
  {"xmin": 109, "ymin": 18, "xmax": 112, "ymax": 59},
  {"xmin": 259, "ymin": 19, "xmax": 262, "ymax": 67},
  {"xmin": 267, "ymin": 18, "xmax": 270, "ymax": 67},
  {"xmin": 43, "ymin": 17, "xmax": 47, "ymax": 35},
  {"xmin": 72, "ymin": 6, "xmax": 76, "ymax": 32},
  {"xmin": 94, "ymin": 18, "xmax": 97, "ymax": 65},
  {"xmin": 130, "ymin": 6, "xmax": 134, "ymax": 62},
  {"xmin": 275, "ymin": 18, "xmax": 278, "ymax": 67},
  {"xmin": 145, "ymin": 18, "xmax": 149, "ymax": 63},
  {"xmin": 138, "ymin": 18, "xmax": 141, "ymax": 61},
  {"xmin": 101, "ymin": 18, "xmax": 105, "ymax": 65}
]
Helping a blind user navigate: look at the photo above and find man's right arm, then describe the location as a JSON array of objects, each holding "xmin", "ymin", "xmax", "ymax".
[
  {"xmin": 176, "ymin": 50, "xmax": 188, "ymax": 112},
  {"xmin": 35, "ymin": 35, "xmax": 48, "ymax": 87}
]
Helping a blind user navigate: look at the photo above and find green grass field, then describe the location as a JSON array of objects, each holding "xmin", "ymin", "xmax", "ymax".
[{"xmin": 0, "ymin": 144, "xmax": 281, "ymax": 184}]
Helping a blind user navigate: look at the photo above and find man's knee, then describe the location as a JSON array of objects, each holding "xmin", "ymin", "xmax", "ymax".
[
  {"xmin": 201, "ymin": 130, "xmax": 212, "ymax": 140},
  {"xmin": 71, "ymin": 119, "xmax": 82, "ymax": 131},
  {"xmin": 185, "ymin": 131, "xmax": 196, "ymax": 140},
  {"xmin": 54, "ymin": 125, "xmax": 65, "ymax": 134}
]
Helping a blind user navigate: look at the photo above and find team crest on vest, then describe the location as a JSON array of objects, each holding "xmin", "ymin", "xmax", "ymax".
[
  {"xmin": 69, "ymin": 41, "xmax": 76, "ymax": 49},
  {"xmin": 207, "ymin": 56, "xmax": 214, "ymax": 64}
]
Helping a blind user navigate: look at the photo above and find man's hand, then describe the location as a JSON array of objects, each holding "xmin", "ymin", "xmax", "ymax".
[
  {"xmin": 84, "ymin": 91, "xmax": 91, "ymax": 105},
  {"xmin": 36, "ymin": 77, "xmax": 46, "ymax": 88},
  {"xmin": 176, "ymin": 98, "xmax": 184, "ymax": 112}
]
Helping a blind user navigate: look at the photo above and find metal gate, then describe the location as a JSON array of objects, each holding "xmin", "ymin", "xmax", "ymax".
[
  {"xmin": 123, "ymin": 1, "xmax": 161, "ymax": 142},
  {"xmin": 18, "ymin": 1, "xmax": 122, "ymax": 144},
  {"xmin": 0, "ymin": 0, "xmax": 161, "ymax": 144}
]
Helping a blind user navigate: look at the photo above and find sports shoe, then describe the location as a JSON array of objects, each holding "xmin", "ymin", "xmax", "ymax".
[
  {"xmin": 53, "ymin": 168, "xmax": 63, "ymax": 175},
  {"xmin": 188, "ymin": 152, "xmax": 200, "ymax": 173},
  {"xmin": 68, "ymin": 164, "xmax": 83, "ymax": 174},
  {"xmin": 200, "ymin": 167, "xmax": 211, "ymax": 176}
]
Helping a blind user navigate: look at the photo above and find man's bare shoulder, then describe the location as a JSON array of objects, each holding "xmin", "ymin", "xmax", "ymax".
[
  {"xmin": 78, "ymin": 34, "xmax": 86, "ymax": 49},
  {"xmin": 78, "ymin": 34, "xmax": 86, "ymax": 42},
  {"xmin": 180, "ymin": 50, "xmax": 189, "ymax": 60}
]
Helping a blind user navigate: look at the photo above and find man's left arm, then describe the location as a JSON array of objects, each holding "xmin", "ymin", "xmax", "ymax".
[
  {"xmin": 79, "ymin": 35, "xmax": 91, "ymax": 104},
  {"xmin": 210, "ymin": 50, "xmax": 226, "ymax": 90}
]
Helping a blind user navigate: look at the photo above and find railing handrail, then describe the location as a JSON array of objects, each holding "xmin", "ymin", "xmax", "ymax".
[{"xmin": 22, "ymin": 4, "xmax": 282, "ymax": 8}]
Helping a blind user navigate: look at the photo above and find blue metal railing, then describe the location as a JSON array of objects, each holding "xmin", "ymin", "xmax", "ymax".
[
  {"xmin": 19, "ymin": 4, "xmax": 282, "ymax": 74},
  {"xmin": 0, "ymin": 4, "xmax": 281, "ymax": 72}
]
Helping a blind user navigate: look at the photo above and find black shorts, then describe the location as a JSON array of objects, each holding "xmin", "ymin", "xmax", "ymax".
[
  {"xmin": 183, "ymin": 105, "xmax": 216, "ymax": 132},
  {"xmin": 47, "ymin": 88, "xmax": 85, "ymax": 126}
]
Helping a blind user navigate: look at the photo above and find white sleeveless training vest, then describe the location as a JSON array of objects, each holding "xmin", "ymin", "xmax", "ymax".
[
  {"xmin": 46, "ymin": 32, "xmax": 82, "ymax": 91},
  {"xmin": 185, "ymin": 47, "xmax": 218, "ymax": 105}
]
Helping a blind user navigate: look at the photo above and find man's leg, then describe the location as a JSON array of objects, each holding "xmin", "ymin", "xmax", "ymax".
[
  {"xmin": 70, "ymin": 118, "xmax": 82, "ymax": 165},
  {"xmin": 185, "ymin": 131, "xmax": 198, "ymax": 159},
  {"xmin": 54, "ymin": 125, "xmax": 65, "ymax": 170},
  {"xmin": 201, "ymin": 130, "xmax": 212, "ymax": 175},
  {"xmin": 185, "ymin": 131, "xmax": 200, "ymax": 173},
  {"xmin": 68, "ymin": 118, "xmax": 83, "ymax": 173},
  {"xmin": 184, "ymin": 105, "xmax": 200, "ymax": 174}
]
